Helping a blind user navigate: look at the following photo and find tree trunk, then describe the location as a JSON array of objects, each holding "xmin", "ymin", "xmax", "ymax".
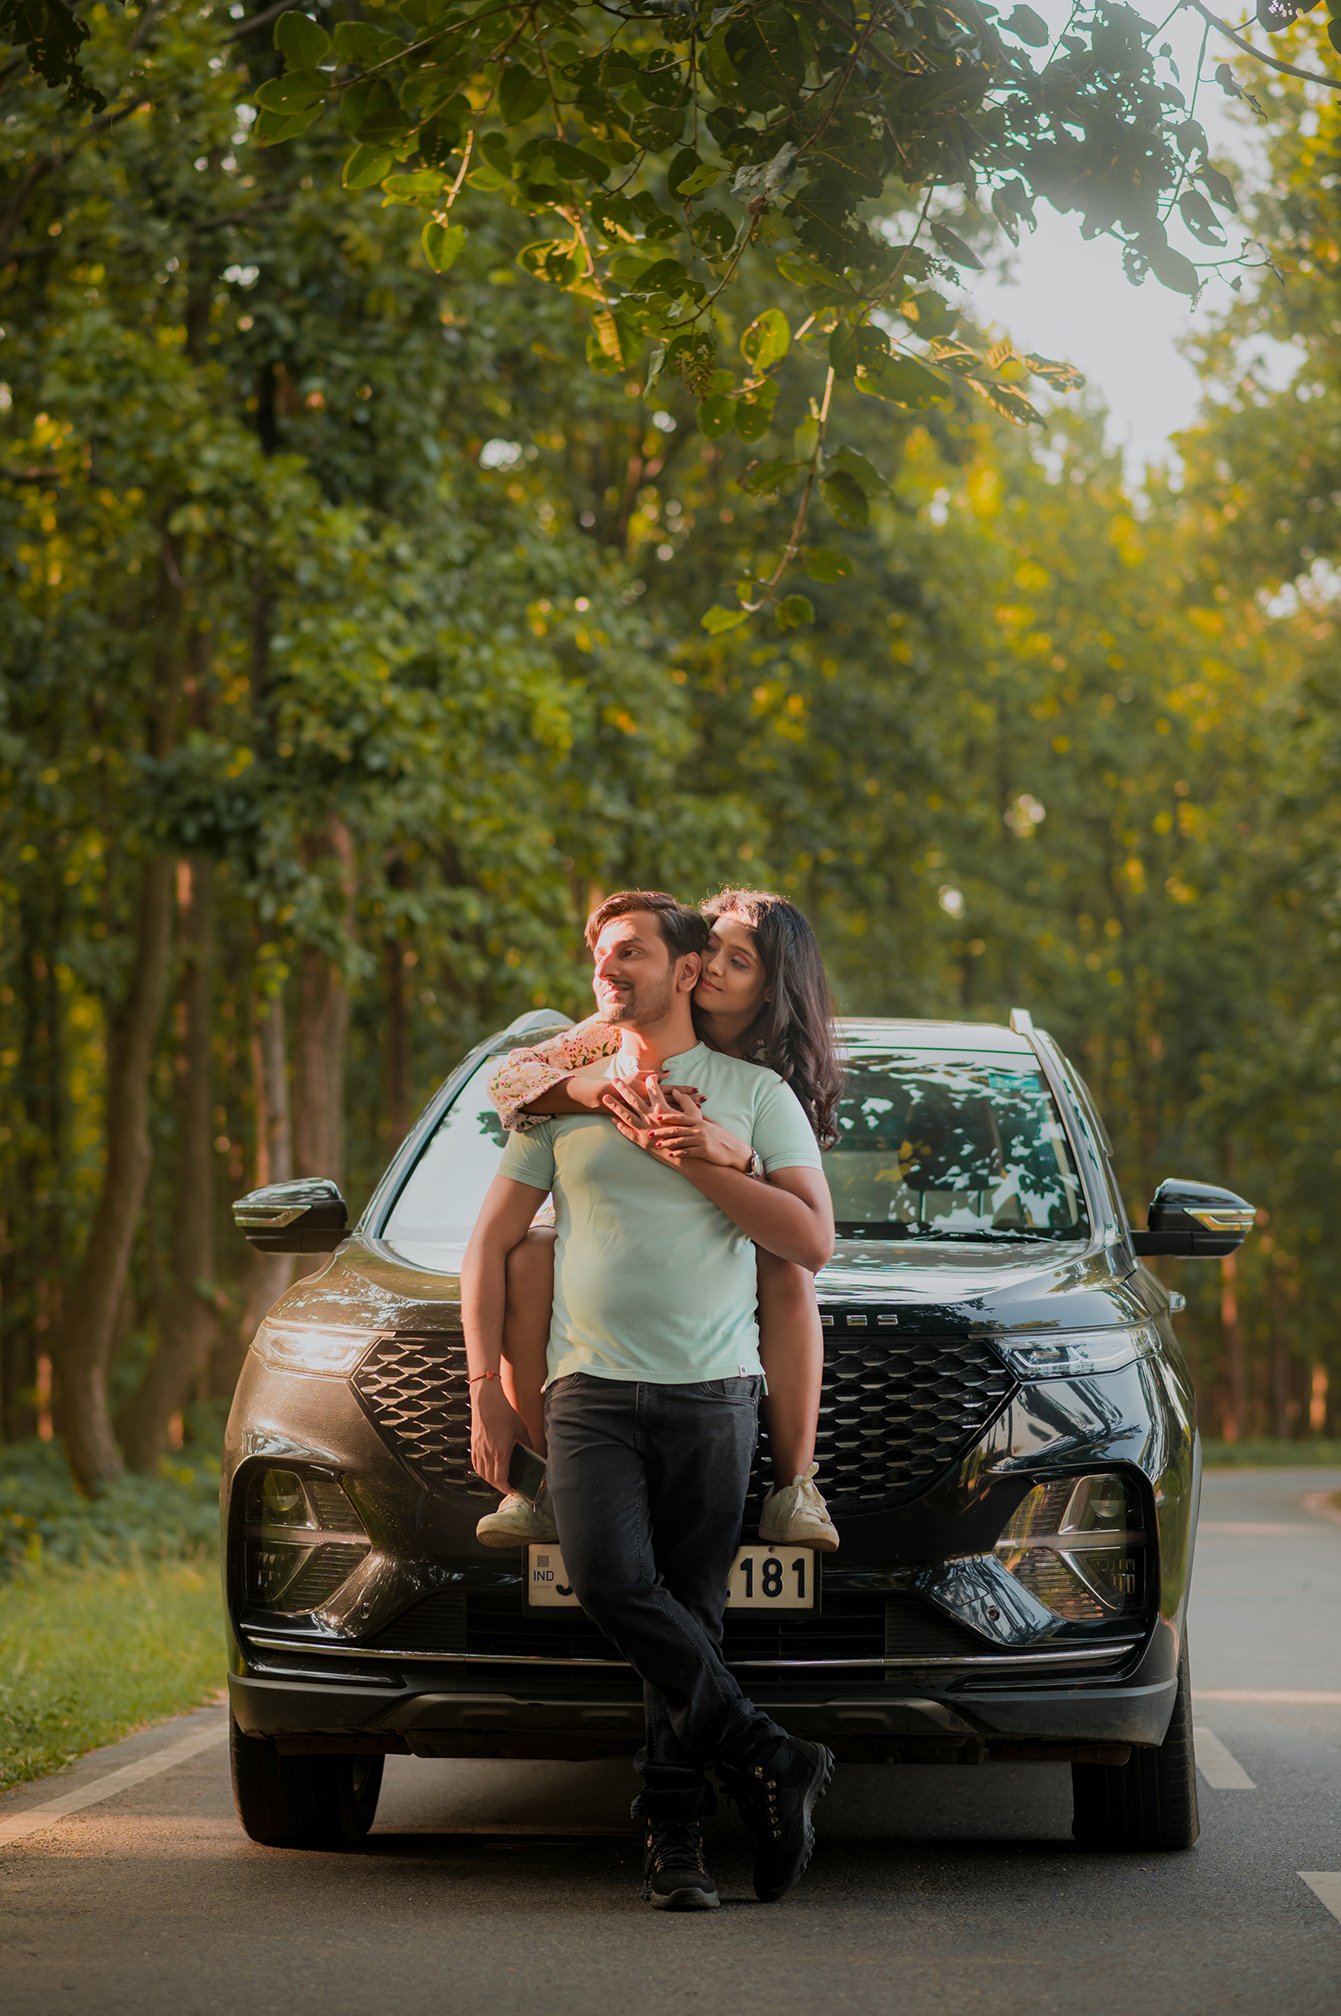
[
  {"xmin": 52, "ymin": 528, "xmax": 183, "ymax": 1491},
  {"xmin": 118, "ymin": 859, "xmax": 220, "ymax": 1470},
  {"xmin": 53, "ymin": 851, "xmax": 176, "ymax": 1490},
  {"xmin": 292, "ymin": 820, "xmax": 356, "ymax": 1185},
  {"xmin": 219, "ymin": 975, "xmax": 297, "ymax": 1396},
  {"xmin": 1218, "ymin": 1248, "xmax": 1243, "ymax": 1444}
]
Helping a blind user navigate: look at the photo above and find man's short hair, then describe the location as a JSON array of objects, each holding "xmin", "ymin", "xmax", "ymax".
[{"xmin": 584, "ymin": 890, "xmax": 710, "ymax": 961}]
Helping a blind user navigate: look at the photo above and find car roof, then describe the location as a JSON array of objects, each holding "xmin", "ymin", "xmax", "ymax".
[{"xmin": 837, "ymin": 1016, "xmax": 1039, "ymax": 1056}]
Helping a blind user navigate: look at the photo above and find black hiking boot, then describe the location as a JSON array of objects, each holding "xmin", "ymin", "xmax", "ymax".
[
  {"xmin": 719, "ymin": 1737, "xmax": 833, "ymax": 1902},
  {"xmin": 641, "ymin": 1817, "xmax": 721, "ymax": 1911}
]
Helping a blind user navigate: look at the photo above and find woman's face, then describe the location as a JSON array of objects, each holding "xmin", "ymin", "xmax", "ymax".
[{"xmin": 695, "ymin": 911, "xmax": 769, "ymax": 1023}]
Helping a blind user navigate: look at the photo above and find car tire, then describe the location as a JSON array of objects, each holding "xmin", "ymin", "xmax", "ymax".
[
  {"xmin": 1070, "ymin": 1640, "xmax": 1200, "ymax": 1851},
  {"xmin": 229, "ymin": 1713, "xmax": 384, "ymax": 1850}
]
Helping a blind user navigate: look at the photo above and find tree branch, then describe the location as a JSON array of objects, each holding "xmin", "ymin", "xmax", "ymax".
[{"xmin": 1185, "ymin": 1, "xmax": 1341, "ymax": 89}]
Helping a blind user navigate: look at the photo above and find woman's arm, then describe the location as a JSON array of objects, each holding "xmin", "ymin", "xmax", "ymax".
[
  {"xmin": 488, "ymin": 1015, "xmax": 620, "ymax": 1131},
  {"xmin": 601, "ymin": 1081, "xmax": 835, "ymax": 1272}
]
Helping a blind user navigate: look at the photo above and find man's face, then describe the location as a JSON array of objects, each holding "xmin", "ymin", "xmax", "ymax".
[{"xmin": 591, "ymin": 914, "xmax": 680, "ymax": 1027}]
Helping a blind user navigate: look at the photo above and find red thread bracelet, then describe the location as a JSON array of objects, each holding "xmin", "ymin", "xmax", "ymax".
[{"xmin": 469, "ymin": 1369, "xmax": 501, "ymax": 1385}]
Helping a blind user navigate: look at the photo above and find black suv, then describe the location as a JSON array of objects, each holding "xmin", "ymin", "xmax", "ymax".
[{"xmin": 223, "ymin": 1011, "xmax": 1254, "ymax": 1854}]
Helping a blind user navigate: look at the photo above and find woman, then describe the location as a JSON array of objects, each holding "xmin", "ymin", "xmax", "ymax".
[{"xmin": 477, "ymin": 888, "xmax": 845, "ymax": 1553}]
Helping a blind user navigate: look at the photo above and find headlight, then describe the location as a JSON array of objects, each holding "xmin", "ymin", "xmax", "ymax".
[
  {"xmin": 992, "ymin": 1322, "xmax": 1159, "ymax": 1379},
  {"xmin": 251, "ymin": 1318, "xmax": 373, "ymax": 1377},
  {"xmin": 995, "ymin": 1472, "xmax": 1146, "ymax": 1624}
]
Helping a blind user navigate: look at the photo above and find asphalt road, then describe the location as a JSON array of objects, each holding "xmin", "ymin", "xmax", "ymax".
[{"xmin": 3, "ymin": 1468, "xmax": 1339, "ymax": 2016}]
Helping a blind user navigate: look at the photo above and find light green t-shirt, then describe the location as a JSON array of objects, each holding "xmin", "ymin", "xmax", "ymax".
[{"xmin": 497, "ymin": 1041, "xmax": 823, "ymax": 1386}]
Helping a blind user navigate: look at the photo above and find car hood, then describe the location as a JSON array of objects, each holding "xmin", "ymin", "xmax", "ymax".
[{"xmin": 269, "ymin": 1231, "xmax": 1145, "ymax": 1341}]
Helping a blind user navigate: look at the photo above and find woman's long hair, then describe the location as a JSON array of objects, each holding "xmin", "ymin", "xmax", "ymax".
[{"xmin": 698, "ymin": 889, "xmax": 845, "ymax": 1148}]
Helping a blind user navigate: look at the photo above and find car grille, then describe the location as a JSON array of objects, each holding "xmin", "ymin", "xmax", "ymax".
[
  {"xmin": 363, "ymin": 1587, "xmax": 990, "ymax": 1665},
  {"xmin": 351, "ymin": 1315, "xmax": 1015, "ymax": 1513}
]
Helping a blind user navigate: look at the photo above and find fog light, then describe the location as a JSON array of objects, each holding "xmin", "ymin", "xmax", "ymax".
[
  {"xmin": 242, "ymin": 1466, "xmax": 369, "ymax": 1617},
  {"xmin": 249, "ymin": 1468, "xmax": 312, "ymax": 1529},
  {"xmin": 995, "ymin": 1472, "xmax": 1145, "ymax": 1624}
]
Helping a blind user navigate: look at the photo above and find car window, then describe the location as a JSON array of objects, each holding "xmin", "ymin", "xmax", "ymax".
[
  {"xmin": 829, "ymin": 1049, "xmax": 1087, "ymax": 1241},
  {"xmin": 382, "ymin": 1058, "xmax": 511, "ymax": 1241}
]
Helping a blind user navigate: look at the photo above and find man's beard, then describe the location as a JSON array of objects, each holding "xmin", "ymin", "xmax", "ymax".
[{"xmin": 595, "ymin": 974, "xmax": 675, "ymax": 1027}]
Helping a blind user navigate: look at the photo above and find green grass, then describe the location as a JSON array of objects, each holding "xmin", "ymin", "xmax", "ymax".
[
  {"xmin": 0, "ymin": 1439, "xmax": 225, "ymax": 1791},
  {"xmin": 0, "ymin": 1554, "xmax": 223, "ymax": 1791},
  {"xmin": 1201, "ymin": 1437, "xmax": 1341, "ymax": 1468}
]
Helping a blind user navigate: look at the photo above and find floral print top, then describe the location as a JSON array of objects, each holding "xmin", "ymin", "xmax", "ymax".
[{"xmin": 488, "ymin": 1014, "xmax": 620, "ymax": 1133}]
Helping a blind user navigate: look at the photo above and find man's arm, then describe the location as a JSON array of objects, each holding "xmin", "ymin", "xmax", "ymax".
[
  {"xmin": 677, "ymin": 1162, "xmax": 835, "ymax": 1274},
  {"xmin": 462, "ymin": 1173, "xmax": 551, "ymax": 1490}
]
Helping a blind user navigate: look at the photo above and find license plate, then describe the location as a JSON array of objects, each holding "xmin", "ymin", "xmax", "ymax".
[{"xmin": 526, "ymin": 1544, "xmax": 817, "ymax": 1611}]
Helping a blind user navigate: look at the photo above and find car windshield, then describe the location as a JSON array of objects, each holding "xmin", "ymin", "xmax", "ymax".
[
  {"xmin": 383, "ymin": 1057, "xmax": 512, "ymax": 1242},
  {"xmin": 828, "ymin": 1048, "xmax": 1088, "ymax": 1241},
  {"xmin": 382, "ymin": 1042, "xmax": 1089, "ymax": 1245}
]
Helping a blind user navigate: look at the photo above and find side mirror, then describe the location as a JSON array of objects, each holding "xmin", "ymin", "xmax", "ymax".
[
  {"xmin": 232, "ymin": 1178, "xmax": 349, "ymax": 1254},
  {"xmin": 1131, "ymin": 1177, "xmax": 1256, "ymax": 1258}
]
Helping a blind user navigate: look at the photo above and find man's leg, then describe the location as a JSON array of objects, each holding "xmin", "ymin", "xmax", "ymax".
[
  {"xmin": 545, "ymin": 1374, "xmax": 778, "ymax": 1792},
  {"xmin": 638, "ymin": 1377, "xmax": 784, "ymax": 1815}
]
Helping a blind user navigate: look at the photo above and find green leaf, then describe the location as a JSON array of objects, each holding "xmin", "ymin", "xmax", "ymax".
[
  {"xmin": 776, "ymin": 594, "xmax": 814, "ymax": 631},
  {"xmin": 701, "ymin": 604, "xmax": 750, "ymax": 634},
  {"xmin": 735, "ymin": 400, "xmax": 771, "ymax": 444},
  {"xmin": 1178, "ymin": 189, "xmax": 1226, "ymax": 246},
  {"xmin": 821, "ymin": 472, "xmax": 869, "ymax": 530},
  {"xmin": 1147, "ymin": 242, "xmax": 1201, "ymax": 298},
  {"xmin": 829, "ymin": 446, "xmax": 888, "ymax": 494},
  {"xmin": 698, "ymin": 394, "xmax": 736, "ymax": 440},
  {"xmin": 275, "ymin": 11, "xmax": 331, "ymax": 67},
  {"xmin": 382, "ymin": 169, "xmax": 444, "ymax": 205},
  {"xmin": 1000, "ymin": 6, "xmax": 1049, "ymax": 46},
  {"xmin": 517, "ymin": 238, "xmax": 582, "ymax": 286},
  {"xmin": 740, "ymin": 309, "xmax": 790, "ymax": 372},
  {"xmin": 422, "ymin": 220, "xmax": 466, "ymax": 272},
  {"xmin": 254, "ymin": 103, "xmax": 324, "ymax": 145},
  {"xmin": 339, "ymin": 78, "xmax": 403, "ymax": 141},
  {"xmin": 587, "ymin": 309, "xmax": 641, "ymax": 373},
  {"xmin": 1197, "ymin": 162, "xmax": 1238, "ymax": 214},
  {"xmin": 802, "ymin": 547, "xmax": 853, "ymax": 583},
  {"xmin": 857, "ymin": 353, "xmax": 946, "ymax": 408},
  {"xmin": 828, "ymin": 322, "xmax": 858, "ymax": 376},
  {"xmin": 500, "ymin": 64, "xmax": 547, "ymax": 124},
  {"xmin": 343, "ymin": 145, "xmax": 394, "ymax": 191},
  {"xmin": 332, "ymin": 22, "xmax": 404, "ymax": 64},
  {"xmin": 739, "ymin": 457, "xmax": 800, "ymax": 495},
  {"xmin": 1175, "ymin": 118, "xmax": 1208, "ymax": 158},
  {"xmin": 929, "ymin": 222, "xmax": 984, "ymax": 271},
  {"xmin": 255, "ymin": 71, "xmax": 326, "ymax": 113}
]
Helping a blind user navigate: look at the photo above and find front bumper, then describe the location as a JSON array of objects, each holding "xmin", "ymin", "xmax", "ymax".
[{"xmin": 224, "ymin": 1347, "xmax": 1196, "ymax": 1765}]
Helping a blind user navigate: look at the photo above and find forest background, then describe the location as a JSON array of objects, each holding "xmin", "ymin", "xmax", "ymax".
[{"xmin": 3, "ymin": 0, "xmax": 1341, "ymax": 1533}]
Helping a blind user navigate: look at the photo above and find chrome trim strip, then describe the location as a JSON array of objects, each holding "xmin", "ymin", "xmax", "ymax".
[
  {"xmin": 235, "ymin": 1205, "xmax": 307, "ymax": 1228},
  {"xmin": 245, "ymin": 1633, "xmax": 1138, "ymax": 1671},
  {"xmin": 1189, "ymin": 1208, "xmax": 1255, "ymax": 1232}
]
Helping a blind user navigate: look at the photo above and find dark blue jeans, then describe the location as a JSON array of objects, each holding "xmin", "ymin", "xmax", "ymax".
[{"xmin": 543, "ymin": 1371, "xmax": 787, "ymax": 1821}]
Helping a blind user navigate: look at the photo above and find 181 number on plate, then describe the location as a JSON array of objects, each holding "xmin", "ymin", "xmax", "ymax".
[{"xmin": 526, "ymin": 1544, "xmax": 816, "ymax": 1611}]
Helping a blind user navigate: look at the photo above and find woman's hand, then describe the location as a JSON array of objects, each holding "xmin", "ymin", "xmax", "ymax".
[{"xmin": 602, "ymin": 1080, "xmax": 751, "ymax": 1172}]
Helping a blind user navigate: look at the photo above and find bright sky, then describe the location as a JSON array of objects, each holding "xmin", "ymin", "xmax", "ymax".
[{"xmin": 953, "ymin": 3, "xmax": 1266, "ymax": 474}]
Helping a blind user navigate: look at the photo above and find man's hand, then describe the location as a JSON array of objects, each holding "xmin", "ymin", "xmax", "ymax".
[{"xmin": 470, "ymin": 1376, "xmax": 529, "ymax": 1494}]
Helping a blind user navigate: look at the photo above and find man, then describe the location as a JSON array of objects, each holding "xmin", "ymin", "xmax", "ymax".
[{"xmin": 462, "ymin": 890, "xmax": 836, "ymax": 1910}]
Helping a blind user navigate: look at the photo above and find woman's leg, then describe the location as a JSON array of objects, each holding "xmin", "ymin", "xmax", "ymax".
[
  {"xmin": 500, "ymin": 1226, "xmax": 555, "ymax": 1455},
  {"xmin": 756, "ymin": 1251, "xmax": 839, "ymax": 1550},
  {"xmin": 756, "ymin": 1250, "xmax": 822, "ymax": 1483}
]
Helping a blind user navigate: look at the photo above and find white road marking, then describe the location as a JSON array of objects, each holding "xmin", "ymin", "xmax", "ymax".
[
  {"xmin": 1193, "ymin": 1728, "xmax": 1255, "ymax": 1789},
  {"xmin": 1195, "ymin": 1690, "xmax": 1341, "ymax": 1707},
  {"xmin": 1300, "ymin": 1873, "xmax": 1341, "ymax": 1927},
  {"xmin": 1198, "ymin": 1522, "xmax": 1312, "ymax": 1536},
  {"xmin": 0, "ymin": 1720, "xmax": 226, "ymax": 1850}
]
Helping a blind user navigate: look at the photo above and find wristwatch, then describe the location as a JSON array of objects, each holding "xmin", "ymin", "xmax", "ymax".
[{"xmin": 746, "ymin": 1148, "xmax": 765, "ymax": 1180}]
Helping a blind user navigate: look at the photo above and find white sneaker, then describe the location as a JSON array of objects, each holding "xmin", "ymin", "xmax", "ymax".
[
  {"xmin": 757, "ymin": 1464, "xmax": 840, "ymax": 1552},
  {"xmin": 475, "ymin": 1492, "xmax": 559, "ymax": 1549}
]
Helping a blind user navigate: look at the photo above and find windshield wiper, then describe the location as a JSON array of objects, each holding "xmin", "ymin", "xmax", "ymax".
[{"xmin": 835, "ymin": 1223, "xmax": 1077, "ymax": 1243}]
